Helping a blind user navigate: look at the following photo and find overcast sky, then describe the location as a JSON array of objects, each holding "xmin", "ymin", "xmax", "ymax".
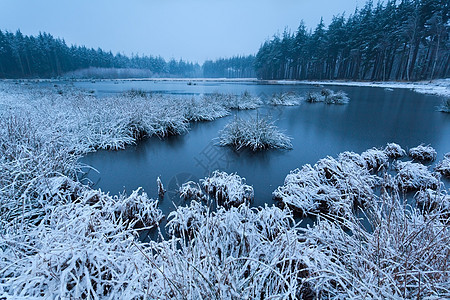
[{"xmin": 1, "ymin": 0, "xmax": 365, "ymax": 63}]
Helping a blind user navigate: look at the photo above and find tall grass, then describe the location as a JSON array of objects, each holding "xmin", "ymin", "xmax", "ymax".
[
  {"xmin": 219, "ymin": 115, "xmax": 293, "ymax": 151},
  {"xmin": 273, "ymin": 151, "xmax": 379, "ymax": 216},
  {"xmin": 438, "ymin": 98, "xmax": 450, "ymax": 113},
  {"xmin": 268, "ymin": 92, "xmax": 302, "ymax": 106},
  {"xmin": 435, "ymin": 153, "xmax": 450, "ymax": 177},
  {"xmin": 409, "ymin": 144, "xmax": 437, "ymax": 161},
  {"xmin": 305, "ymin": 89, "xmax": 350, "ymax": 104}
]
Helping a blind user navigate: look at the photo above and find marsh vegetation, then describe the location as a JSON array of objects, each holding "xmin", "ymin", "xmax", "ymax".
[{"xmin": 0, "ymin": 81, "xmax": 448, "ymax": 299}]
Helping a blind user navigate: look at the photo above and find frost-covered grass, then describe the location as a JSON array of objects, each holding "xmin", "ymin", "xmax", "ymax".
[
  {"xmin": 395, "ymin": 161, "xmax": 439, "ymax": 191},
  {"xmin": 205, "ymin": 91, "xmax": 262, "ymax": 110},
  {"xmin": 361, "ymin": 148, "xmax": 389, "ymax": 172},
  {"xmin": 1, "ymin": 82, "xmax": 449, "ymax": 299},
  {"xmin": 438, "ymin": 98, "xmax": 450, "ymax": 113},
  {"xmin": 273, "ymin": 143, "xmax": 447, "ymax": 216},
  {"xmin": 0, "ymin": 197, "xmax": 162, "ymax": 298},
  {"xmin": 179, "ymin": 181, "xmax": 204, "ymax": 200},
  {"xmin": 305, "ymin": 89, "xmax": 350, "ymax": 104},
  {"xmin": 435, "ymin": 153, "xmax": 450, "ymax": 177},
  {"xmin": 301, "ymin": 192, "xmax": 450, "ymax": 298},
  {"xmin": 179, "ymin": 171, "xmax": 254, "ymax": 207},
  {"xmin": 268, "ymin": 92, "xmax": 302, "ymax": 106},
  {"xmin": 201, "ymin": 171, "xmax": 254, "ymax": 207},
  {"xmin": 384, "ymin": 142, "xmax": 406, "ymax": 158},
  {"xmin": 409, "ymin": 144, "xmax": 437, "ymax": 161},
  {"xmin": 273, "ymin": 151, "xmax": 379, "ymax": 216},
  {"xmin": 415, "ymin": 188, "xmax": 450, "ymax": 216},
  {"xmin": 163, "ymin": 191, "xmax": 450, "ymax": 298},
  {"xmin": 219, "ymin": 115, "xmax": 293, "ymax": 151},
  {"xmin": 0, "ymin": 83, "xmax": 244, "ymax": 223}
]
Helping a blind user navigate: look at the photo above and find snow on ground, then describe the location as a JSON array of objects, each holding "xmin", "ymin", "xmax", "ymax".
[{"xmin": 273, "ymin": 78, "xmax": 450, "ymax": 97}]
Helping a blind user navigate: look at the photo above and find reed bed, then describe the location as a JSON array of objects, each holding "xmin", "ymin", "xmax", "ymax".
[
  {"xmin": 0, "ymin": 83, "xmax": 245, "ymax": 225},
  {"xmin": 205, "ymin": 91, "xmax": 262, "ymax": 110}
]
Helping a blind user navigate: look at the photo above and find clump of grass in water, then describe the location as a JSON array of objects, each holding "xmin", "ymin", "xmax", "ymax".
[
  {"xmin": 179, "ymin": 171, "xmax": 254, "ymax": 208},
  {"xmin": 435, "ymin": 153, "xmax": 450, "ymax": 177},
  {"xmin": 409, "ymin": 144, "xmax": 437, "ymax": 161},
  {"xmin": 438, "ymin": 98, "xmax": 450, "ymax": 113},
  {"xmin": 268, "ymin": 92, "xmax": 302, "ymax": 106},
  {"xmin": 219, "ymin": 115, "xmax": 292, "ymax": 151},
  {"xmin": 125, "ymin": 88, "xmax": 148, "ymax": 98},
  {"xmin": 306, "ymin": 88, "xmax": 350, "ymax": 104},
  {"xmin": 384, "ymin": 142, "xmax": 406, "ymax": 158},
  {"xmin": 273, "ymin": 149, "xmax": 379, "ymax": 216}
]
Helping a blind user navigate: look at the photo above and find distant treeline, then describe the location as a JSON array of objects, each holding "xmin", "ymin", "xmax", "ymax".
[
  {"xmin": 255, "ymin": 0, "xmax": 450, "ymax": 81},
  {"xmin": 0, "ymin": 30, "xmax": 201, "ymax": 78},
  {"xmin": 203, "ymin": 55, "xmax": 256, "ymax": 78}
]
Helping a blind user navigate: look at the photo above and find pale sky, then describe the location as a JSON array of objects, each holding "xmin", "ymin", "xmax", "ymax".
[{"xmin": 0, "ymin": 0, "xmax": 365, "ymax": 63}]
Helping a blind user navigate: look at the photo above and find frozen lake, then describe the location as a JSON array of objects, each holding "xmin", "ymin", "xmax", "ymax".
[{"xmin": 79, "ymin": 80, "xmax": 450, "ymax": 218}]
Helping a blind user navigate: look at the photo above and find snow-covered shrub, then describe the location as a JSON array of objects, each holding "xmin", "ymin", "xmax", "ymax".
[
  {"xmin": 179, "ymin": 181, "xmax": 205, "ymax": 200},
  {"xmin": 361, "ymin": 148, "xmax": 389, "ymax": 172},
  {"xmin": 409, "ymin": 144, "xmax": 437, "ymax": 161},
  {"xmin": 219, "ymin": 115, "xmax": 293, "ymax": 151},
  {"xmin": 268, "ymin": 92, "xmax": 302, "ymax": 106},
  {"xmin": 201, "ymin": 171, "xmax": 254, "ymax": 207},
  {"xmin": 435, "ymin": 153, "xmax": 450, "ymax": 177},
  {"xmin": 438, "ymin": 98, "xmax": 450, "ymax": 113},
  {"xmin": 395, "ymin": 161, "xmax": 439, "ymax": 191},
  {"xmin": 274, "ymin": 153, "xmax": 378, "ymax": 216},
  {"xmin": 384, "ymin": 142, "xmax": 406, "ymax": 158},
  {"xmin": 273, "ymin": 164, "xmax": 329, "ymax": 214}
]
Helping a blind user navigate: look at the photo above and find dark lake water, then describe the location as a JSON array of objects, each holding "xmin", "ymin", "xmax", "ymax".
[{"xmin": 78, "ymin": 80, "xmax": 450, "ymax": 221}]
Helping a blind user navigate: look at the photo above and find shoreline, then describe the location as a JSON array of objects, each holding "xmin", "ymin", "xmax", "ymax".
[
  {"xmin": 3, "ymin": 77, "xmax": 449, "ymax": 97},
  {"xmin": 268, "ymin": 79, "xmax": 450, "ymax": 97}
]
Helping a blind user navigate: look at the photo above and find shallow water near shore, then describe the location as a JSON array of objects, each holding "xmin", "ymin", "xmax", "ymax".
[{"xmin": 79, "ymin": 80, "xmax": 450, "ymax": 224}]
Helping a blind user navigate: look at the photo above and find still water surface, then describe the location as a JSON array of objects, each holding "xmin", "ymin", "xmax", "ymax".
[{"xmin": 79, "ymin": 80, "xmax": 450, "ymax": 219}]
